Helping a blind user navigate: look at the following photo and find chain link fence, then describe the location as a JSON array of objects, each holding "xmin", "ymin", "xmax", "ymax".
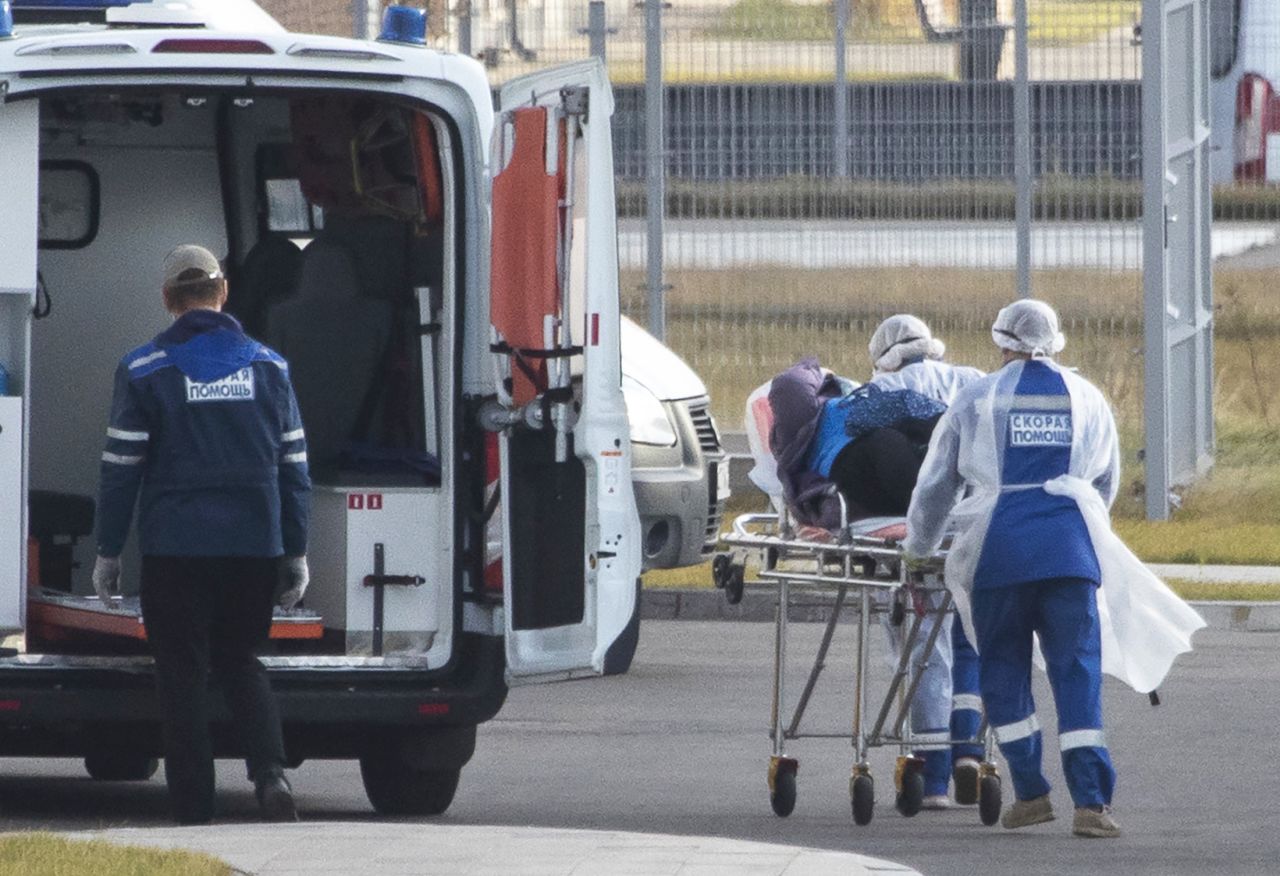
[{"xmin": 267, "ymin": 0, "xmax": 1280, "ymax": 514}]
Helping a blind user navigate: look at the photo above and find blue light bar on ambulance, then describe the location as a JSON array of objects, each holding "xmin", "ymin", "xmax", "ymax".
[
  {"xmin": 0, "ymin": 2, "xmax": 13, "ymax": 40},
  {"xmin": 378, "ymin": 5, "xmax": 427, "ymax": 46}
]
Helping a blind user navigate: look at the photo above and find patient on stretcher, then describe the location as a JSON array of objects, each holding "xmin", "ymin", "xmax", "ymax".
[{"xmin": 762, "ymin": 357, "xmax": 943, "ymax": 530}]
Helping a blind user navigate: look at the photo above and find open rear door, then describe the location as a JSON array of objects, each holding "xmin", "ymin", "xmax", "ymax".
[
  {"xmin": 0, "ymin": 100, "xmax": 38, "ymax": 633},
  {"xmin": 489, "ymin": 59, "xmax": 640, "ymax": 683}
]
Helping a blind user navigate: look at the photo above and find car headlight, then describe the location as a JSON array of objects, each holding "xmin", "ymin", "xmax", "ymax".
[{"xmin": 622, "ymin": 375, "xmax": 677, "ymax": 446}]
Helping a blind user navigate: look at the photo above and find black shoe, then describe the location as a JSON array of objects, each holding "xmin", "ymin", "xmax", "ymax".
[
  {"xmin": 953, "ymin": 757, "xmax": 980, "ymax": 806},
  {"xmin": 255, "ymin": 774, "xmax": 298, "ymax": 822}
]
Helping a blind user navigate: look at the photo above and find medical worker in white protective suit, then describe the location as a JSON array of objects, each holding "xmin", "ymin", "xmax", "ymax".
[
  {"xmin": 867, "ymin": 315, "xmax": 986, "ymax": 809},
  {"xmin": 903, "ymin": 300, "xmax": 1205, "ymax": 838}
]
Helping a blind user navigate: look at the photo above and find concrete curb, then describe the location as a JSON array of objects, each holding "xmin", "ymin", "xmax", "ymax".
[
  {"xmin": 82, "ymin": 823, "xmax": 921, "ymax": 876},
  {"xmin": 642, "ymin": 587, "xmax": 1280, "ymax": 632}
]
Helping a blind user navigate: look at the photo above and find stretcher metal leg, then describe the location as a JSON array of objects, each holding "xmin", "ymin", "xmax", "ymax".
[
  {"xmin": 892, "ymin": 590, "xmax": 952, "ymax": 740},
  {"xmin": 850, "ymin": 583, "xmax": 875, "ymax": 826},
  {"xmin": 771, "ymin": 577, "xmax": 788, "ymax": 752},
  {"xmin": 768, "ymin": 576, "xmax": 798, "ymax": 816},
  {"xmin": 871, "ymin": 604, "xmax": 923, "ymax": 744},
  {"xmin": 978, "ymin": 719, "xmax": 1003, "ymax": 825},
  {"xmin": 786, "ymin": 585, "xmax": 847, "ymax": 738}
]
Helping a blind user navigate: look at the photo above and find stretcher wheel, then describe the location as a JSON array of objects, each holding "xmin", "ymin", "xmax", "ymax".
[
  {"xmin": 895, "ymin": 769, "xmax": 924, "ymax": 817},
  {"xmin": 770, "ymin": 768, "xmax": 797, "ymax": 817},
  {"xmin": 711, "ymin": 553, "xmax": 731, "ymax": 588},
  {"xmin": 978, "ymin": 774, "xmax": 1002, "ymax": 826},
  {"xmin": 851, "ymin": 773, "xmax": 875, "ymax": 826},
  {"xmin": 724, "ymin": 563, "xmax": 745, "ymax": 605}
]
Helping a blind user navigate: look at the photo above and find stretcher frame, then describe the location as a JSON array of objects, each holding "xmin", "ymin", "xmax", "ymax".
[{"xmin": 718, "ymin": 503, "xmax": 1003, "ymax": 827}]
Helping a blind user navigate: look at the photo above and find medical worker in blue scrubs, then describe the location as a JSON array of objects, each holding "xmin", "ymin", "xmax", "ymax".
[{"xmin": 903, "ymin": 300, "xmax": 1123, "ymax": 838}]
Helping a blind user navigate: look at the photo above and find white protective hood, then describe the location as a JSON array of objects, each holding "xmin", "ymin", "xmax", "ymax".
[
  {"xmin": 619, "ymin": 316, "xmax": 707, "ymax": 401},
  {"xmin": 905, "ymin": 358, "xmax": 1205, "ymax": 694},
  {"xmin": 870, "ymin": 358, "xmax": 986, "ymax": 407}
]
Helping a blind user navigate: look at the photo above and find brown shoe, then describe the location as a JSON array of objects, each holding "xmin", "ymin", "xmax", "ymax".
[
  {"xmin": 1073, "ymin": 805, "xmax": 1121, "ymax": 838},
  {"xmin": 1001, "ymin": 794, "xmax": 1055, "ymax": 829}
]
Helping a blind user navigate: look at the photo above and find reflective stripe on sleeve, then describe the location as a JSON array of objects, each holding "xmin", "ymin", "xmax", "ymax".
[
  {"xmin": 281, "ymin": 428, "xmax": 305, "ymax": 443},
  {"xmin": 102, "ymin": 452, "xmax": 144, "ymax": 466},
  {"xmin": 1059, "ymin": 729, "xmax": 1107, "ymax": 751},
  {"xmin": 952, "ymin": 694, "xmax": 984, "ymax": 713},
  {"xmin": 107, "ymin": 427, "xmax": 149, "ymax": 442},
  {"xmin": 993, "ymin": 715, "xmax": 1041, "ymax": 745},
  {"xmin": 282, "ymin": 452, "xmax": 307, "ymax": 464},
  {"xmin": 127, "ymin": 350, "xmax": 167, "ymax": 370}
]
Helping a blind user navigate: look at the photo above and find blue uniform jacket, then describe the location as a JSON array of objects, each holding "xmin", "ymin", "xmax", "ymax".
[
  {"xmin": 96, "ymin": 309, "xmax": 311, "ymax": 559},
  {"xmin": 974, "ymin": 360, "xmax": 1100, "ymax": 589}
]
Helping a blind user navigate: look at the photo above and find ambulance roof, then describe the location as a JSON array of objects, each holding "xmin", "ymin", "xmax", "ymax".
[{"xmin": 0, "ymin": 0, "xmax": 492, "ymax": 132}]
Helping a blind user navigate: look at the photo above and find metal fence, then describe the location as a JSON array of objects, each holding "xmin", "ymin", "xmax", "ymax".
[
  {"xmin": 275, "ymin": 0, "xmax": 1280, "ymax": 516},
  {"xmin": 446, "ymin": 1, "xmax": 1154, "ymax": 448}
]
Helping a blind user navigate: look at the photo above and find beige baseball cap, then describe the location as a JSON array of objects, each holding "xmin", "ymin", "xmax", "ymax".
[{"xmin": 162, "ymin": 244, "xmax": 224, "ymax": 289}]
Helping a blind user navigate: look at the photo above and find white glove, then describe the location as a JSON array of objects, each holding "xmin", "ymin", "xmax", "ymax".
[
  {"xmin": 277, "ymin": 556, "xmax": 309, "ymax": 611},
  {"xmin": 92, "ymin": 556, "xmax": 121, "ymax": 605}
]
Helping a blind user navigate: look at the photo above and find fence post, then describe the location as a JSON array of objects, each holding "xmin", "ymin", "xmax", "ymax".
[
  {"xmin": 353, "ymin": 0, "xmax": 369, "ymax": 39},
  {"xmin": 457, "ymin": 0, "xmax": 472, "ymax": 56},
  {"xmin": 645, "ymin": 0, "xmax": 666, "ymax": 341},
  {"xmin": 1013, "ymin": 0, "xmax": 1031, "ymax": 298},
  {"xmin": 587, "ymin": 0, "xmax": 607, "ymax": 63},
  {"xmin": 833, "ymin": 0, "xmax": 850, "ymax": 177},
  {"xmin": 1142, "ymin": 0, "xmax": 1170, "ymax": 521}
]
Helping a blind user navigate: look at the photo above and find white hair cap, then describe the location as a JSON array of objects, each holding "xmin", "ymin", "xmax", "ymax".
[
  {"xmin": 869, "ymin": 314, "xmax": 945, "ymax": 373},
  {"xmin": 991, "ymin": 299, "xmax": 1066, "ymax": 357}
]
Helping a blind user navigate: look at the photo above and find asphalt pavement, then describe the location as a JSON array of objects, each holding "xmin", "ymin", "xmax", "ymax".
[{"xmin": 0, "ymin": 620, "xmax": 1273, "ymax": 875}]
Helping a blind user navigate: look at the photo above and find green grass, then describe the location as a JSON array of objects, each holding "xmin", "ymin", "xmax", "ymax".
[
  {"xmin": 703, "ymin": 0, "xmax": 1139, "ymax": 45},
  {"xmin": 629, "ymin": 263, "xmax": 1280, "ymax": 576},
  {"xmin": 0, "ymin": 833, "xmax": 229, "ymax": 876},
  {"xmin": 1028, "ymin": 0, "xmax": 1138, "ymax": 45}
]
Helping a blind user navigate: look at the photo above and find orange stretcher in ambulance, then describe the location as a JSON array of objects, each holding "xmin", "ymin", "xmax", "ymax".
[{"xmin": 0, "ymin": 0, "xmax": 640, "ymax": 813}]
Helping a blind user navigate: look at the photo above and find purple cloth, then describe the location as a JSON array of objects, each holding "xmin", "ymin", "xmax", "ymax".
[{"xmin": 767, "ymin": 358, "xmax": 845, "ymax": 529}]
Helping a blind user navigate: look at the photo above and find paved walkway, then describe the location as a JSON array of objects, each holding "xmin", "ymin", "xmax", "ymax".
[{"xmin": 80, "ymin": 823, "xmax": 919, "ymax": 875}]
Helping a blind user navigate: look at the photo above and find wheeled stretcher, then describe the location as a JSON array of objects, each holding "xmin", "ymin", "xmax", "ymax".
[{"xmin": 715, "ymin": 499, "xmax": 1004, "ymax": 827}]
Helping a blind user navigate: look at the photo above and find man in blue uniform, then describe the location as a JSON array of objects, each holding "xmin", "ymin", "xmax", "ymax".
[
  {"xmin": 92, "ymin": 245, "xmax": 311, "ymax": 825},
  {"xmin": 904, "ymin": 300, "xmax": 1122, "ymax": 838}
]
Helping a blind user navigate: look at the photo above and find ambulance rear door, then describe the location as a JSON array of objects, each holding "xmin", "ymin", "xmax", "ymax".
[
  {"xmin": 0, "ymin": 97, "xmax": 38, "ymax": 633},
  {"xmin": 490, "ymin": 59, "xmax": 641, "ymax": 683}
]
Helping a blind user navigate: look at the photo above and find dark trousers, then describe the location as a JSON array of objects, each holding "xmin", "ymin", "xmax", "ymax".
[
  {"xmin": 828, "ymin": 427, "xmax": 926, "ymax": 518},
  {"xmin": 140, "ymin": 555, "xmax": 287, "ymax": 823}
]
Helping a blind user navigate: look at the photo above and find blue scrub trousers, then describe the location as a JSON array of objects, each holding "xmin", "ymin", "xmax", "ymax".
[
  {"xmin": 950, "ymin": 619, "xmax": 984, "ymax": 762},
  {"xmin": 971, "ymin": 578, "xmax": 1115, "ymax": 809}
]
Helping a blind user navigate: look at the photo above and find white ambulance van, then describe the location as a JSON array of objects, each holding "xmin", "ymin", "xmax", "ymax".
[
  {"xmin": 0, "ymin": 0, "xmax": 641, "ymax": 814},
  {"xmin": 1209, "ymin": 0, "xmax": 1280, "ymax": 183}
]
